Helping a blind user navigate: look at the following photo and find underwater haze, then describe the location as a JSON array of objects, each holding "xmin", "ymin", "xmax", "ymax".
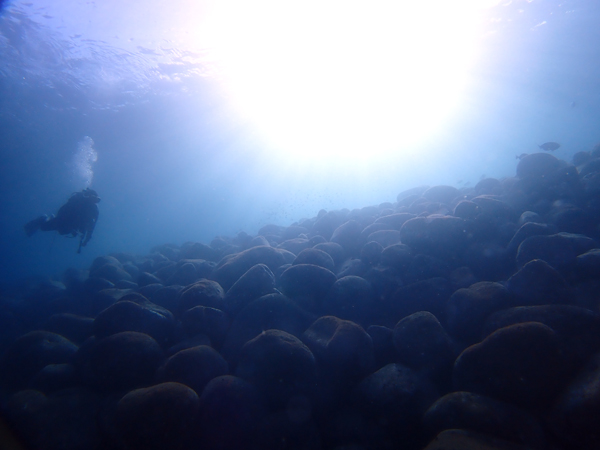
[{"xmin": 1, "ymin": 0, "xmax": 600, "ymax": 282}]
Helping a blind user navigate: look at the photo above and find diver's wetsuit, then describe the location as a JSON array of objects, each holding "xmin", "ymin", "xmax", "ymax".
[{"xmin": 25, "ymin": 188, "xmax": 100, "ymax": 253}]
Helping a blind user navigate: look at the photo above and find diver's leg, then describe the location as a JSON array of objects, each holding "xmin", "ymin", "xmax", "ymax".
[{"xmin": 39, "ymin": 215, "xmax": 58, "ymax": 231}]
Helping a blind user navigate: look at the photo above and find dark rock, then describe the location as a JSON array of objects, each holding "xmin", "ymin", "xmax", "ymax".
[
  {"xmin": 336, "ymin": 258, "xmax": 368, "ymax": 278},
  {"xmin": 507, "ymin": 259, "xmax": 571, "ymax": 306},
  {"xmin": 0, "ymin": 331, "xmax": 78, "ymax": 390},
  {"xmin": 380, "ymin": 243, "xmax": 413, "ymax": 270},
  {"xmin": 322, "ymin": 276, "xmax": 377, "ymax": 326},
  {"xmin": 29, "ymin": 363, "xmax": 78, "ymax": 394},
  {"xmin": 475, "ymin": 178, "xmax": 502, "ymax": 196},
  {"xmin": 137, "ymin": 282, "xmax": 164, "ymax": 299},
  {"xmin": 446, "ymin": 282, "xmax": 512, "ymax": 344},
  {"xmin": 517, "ymin": 211, "xmax": 543, "ymax": 226},
  {"xmin": 93, "ymin": 299, "xmax": 175, "ymax": 346},
  {"xmin": 373, "ymin": 213, "xmax": 415, "ymax": 230},
  {"xmin": 397, "ymin": 185, "xmax": 429, "ymax": 203},
  {"xmin": 454, "ymin": 200, "xmax": 482, "ymax": 220},
  {"xmin": 75, "ymin": 331, "xmax": 163, "ymax": 391},
  {"xmin": 353, "ymin": 363, "xmax": 438, "ymax": 440},
  {"xmin": 157, "ymin": 345, "xmax": 228, "ymax": 395},
  {"xmin": 165, "ymin": 262, "xmax": 199, "ymax": 286},
  {"xmin": 360, "ymin": 240, "xmax": 383, "ymax": 265},
  {"xmin": 249, "ymin": 235, "xmax": 271, "ymax": 247},
  {"xmin": 116, "ymin": 382, "xmax": 199, "ymax": 450},
  {"xmin": 424, "ymin": 391, "xmax": 546, "ymax": 449},
  {"xmin": 367, "ymin": 325, "xmax": 396, "ymax": 369},
  {"xmin": 516, "ymin": 234, "xmax": 578, "ymax": 271},
  {"xmin": 212, "ymin": 246, "xmax": 287, "ymax": 290},
  {"xmin": 387, "ymin": 277, "xmax": 453, "ymax": 326},
  {"xmin": 422, "ymin": 429, "xmax": 535, "ymax": 450},
  {"xmin": 422, "ymin": 185, "xmax": 460, "ymax": 205},
  {"xmin": 404, "ymin": 254, "xmax": 449, "ymax": 283},
  {"xmin": 516, "ymin": 152, "xmax": 562, "ymax": 178},
  {"xmin": 6, "ymin": 388, "xmax": 100, "ymax": 450},
  {"xmin": 549, "ymin": 352, "xmax": 600, "ymax": 449},
  {"xmin": 179, "ymin": 242, "xmax": 219, "ymax": 261},
  {"xmin": 506, "ymin": 222, "xmax": 556, "ymax": 256},
  {"xmin": 82, "ymin": 276, "xmax": 114, "ymax": 294},
  {"xmin": 255, "ymin": 409, "xmax": 322, "ymax": 450},
  {"xmin": 278, "ymin": 237, "xmax": 311, "ymax": 255},
  {"xmin": 312, "ymin": 210, "xmax": 346, "ymax": 240},
  {"xmin": 91, "ymin": 288, "xmax": 131, "ymax": 316},
  {"xmin": 236, "ymin": 329, "xmax": 317, "ymax": 409},
  {"xmin": 178, "ymin": 279, "xmax": 225, "ymax": 315},
  {"xmin": 453, "ymin": 322, "xmax": 568, "ymax": 408},
  {"xmin": 303, "ymin": 316, "xmax": 374, "ymax": 384},
  {"xmin": 577, "ymin": 248, "xmax": 600, "ymax": 279},
  {"xmin": 482, "ymin": 305, "xmax": 600, "ymax": 369},
  {"xmin": 43, "ymin": 313, "xmax": 94, "ymax": 344},
  {"xmin": 181, "ymin": 306, "xmax": 229, "ymax": 347},
  {"xmin": 198, "ymin": 375, "xmax": 266, "ymax": 450},
  {"xmin": 149, "ymin": 285, "xmax": 183, "ymax": 313},
  {"xmin": 224, "ymin": 263, "xmax": 276, "ymax": 316},
  {"xmin": 282, "ymin": 225, "xmax": 310, "ymax": 240},
  {"xmin": 278, "ymin": 264, "xmax": 337, "ymax": 312},
  {"xmin": 393, "ymin": 311, "xmax": 454, "ymax": 377},
  {"xmin": 573, "ymin": 151, "xmax": 592, "ymax": 166},
  {"xmin": 331, "ymin": 220, "xmax": 363, "ymax": 255},
  {"xmin": 293, "ymin": 248, "xmax": 335, "ymax": 271},
  {"xmin": 365, "ymin": 229, "xmax": 402, "ymax": 247},
  {"xmin": 220, "ymin": 293, "xmax": 315, "ymax": 363},
  {"xmin": 90, "ymin": 255, "xmax": 122, "ymax": 273},
  {"xmin": 313, "ymin": 242, "xmax": 345, "ymax": 266},
  {"xmin": 400, "ymin": 215, "xmax": 470, "ymax": 259},
  {"xmin": 91, "ymin": 263, "xmax": 133, "ymax": 284}
]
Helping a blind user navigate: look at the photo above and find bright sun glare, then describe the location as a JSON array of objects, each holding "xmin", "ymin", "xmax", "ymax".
[{"xmin": 192, "ymin": 0, "xmax": 496, "ymax": 166}]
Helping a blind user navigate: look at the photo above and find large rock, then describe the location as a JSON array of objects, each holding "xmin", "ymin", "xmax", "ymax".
[
  {"xmin": 322, "ymin": 276, "xmax": 377, "ymax": 326},
  {"xmin": 278, "ymin": 264, "xmax": 337, "ymax": 312},
  {"xmin": 453, "ymin": 322, "xmax": 568, "ymax": 408},
  {"xmin": 550, "ymin": 352, "xmax": 600, "ymax": 448},
  {"xmin": 93, "ymin": 299, "xmax": 175, "ymax": 346},
  {"xmin": 353, "ymin": 363, "xmax": 438, "ymax": 439},
  {"xmin": 198, "ymin": 375, "xmax": 266, "ymax": 450},
  {"xmin": 75, "ymin": 331, "xmax": 163, "ymax": 391},
  {"xmin": 400, "ymin": 216, "xmax": 470, "ymax": 258},
  {"xmin": 0, "ymin": 331, "xmax": 78, "ymax": 390},
  {"xmin": 330, "ymin": 220, "xmax": 363, "ymax": 255},
  {"xmin": 212, "ymin": 246, "xmax": 287, "ymax": 290},
  {"xmin": 482, "ymin": 305, "xmax": 600, "ymax": 370},
  {"xmin": 387, "ymin": 277, "xmax": 453, "ymax": 326},
  {"xmin": 424, "ymin": 391, "xmax": 547, "ymax": 449},
  {"xmin": 516, "ymin": 153, "xmax": 562, "ymax": 179},
  {"xmin": 393, "ymin": 311, "xmax": 454, "ymax": 377},
  {"xmin": 236, "ymin": 329, "xmax": 317, "ymax": 409},
  {"xmin": 303, "ymin": 316, "xmax": 374, "ymax": 385},
  {"xmin": 446, "ymin": 282, "xmax": 512, "ymax": 344},
  {"xmin": 293, "ymin": 248, "xmax": 335, "ymax": 271},
  {"xmin": 507, "ymin": 259, "xmax": 571, "ymax": 306},
  {"xmin": 178, "ymin": 279, "xmax": 225, "ymax": 316},
  {"xmin": 224, "ymin": 264, "xmax": 276, "ymax": 316},
  {"xmin": 157, "ymin": 346, "xmax": 228, "ymax": 395},
  {"xmin": 220, "ymin": 293, "xmax": 314, "ymax": 363},
  {"xmin": 116, "ymin": 382, "xmax": 200, "ymax": 450}
]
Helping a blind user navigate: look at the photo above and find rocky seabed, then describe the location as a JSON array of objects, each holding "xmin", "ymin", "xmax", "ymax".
[{"xmin": 2, "ymin": 150, "xmax": 600, "ymax": 450}]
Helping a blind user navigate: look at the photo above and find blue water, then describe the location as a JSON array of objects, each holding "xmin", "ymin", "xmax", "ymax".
[{"xmin": 1, "ymin": 0, "xmax": 599, "ymax": 284}]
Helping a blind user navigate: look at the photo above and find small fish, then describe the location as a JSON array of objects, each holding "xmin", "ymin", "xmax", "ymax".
[
  {"xmin": 516, "ymin": 153, "xmax": 528, "ymax": 160},
  {"xmin": 539, "ymin": 142, "xmax": 560, "ymax": 151}
]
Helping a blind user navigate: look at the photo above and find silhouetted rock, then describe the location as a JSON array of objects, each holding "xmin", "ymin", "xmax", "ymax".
[
  {"xmin": 116, "ymin": 382, "xmax": 199, "ymax": 450},
  {"xmin": 453, "ymin": 322, "xmax": 568, "ymax": 408},
  {"xmin": 236, "ymin": 329, "xmax": 317, "ymax": 409}
]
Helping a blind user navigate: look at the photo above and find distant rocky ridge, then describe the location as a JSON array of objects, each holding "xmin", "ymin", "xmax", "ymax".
[{"xmin": 1, "ymin": 146, "xmax": 600, "ymax": 450}]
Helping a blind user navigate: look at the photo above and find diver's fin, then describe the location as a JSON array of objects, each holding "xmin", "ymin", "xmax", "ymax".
[{"xmin": 24, "ymin": 216, "xmax": 46, "ymax": 237}]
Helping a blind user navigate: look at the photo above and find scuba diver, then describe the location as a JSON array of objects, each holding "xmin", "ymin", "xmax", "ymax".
[{"xmin": 24, "ymin": 188, "xmax": 101, "ymax": 253}]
